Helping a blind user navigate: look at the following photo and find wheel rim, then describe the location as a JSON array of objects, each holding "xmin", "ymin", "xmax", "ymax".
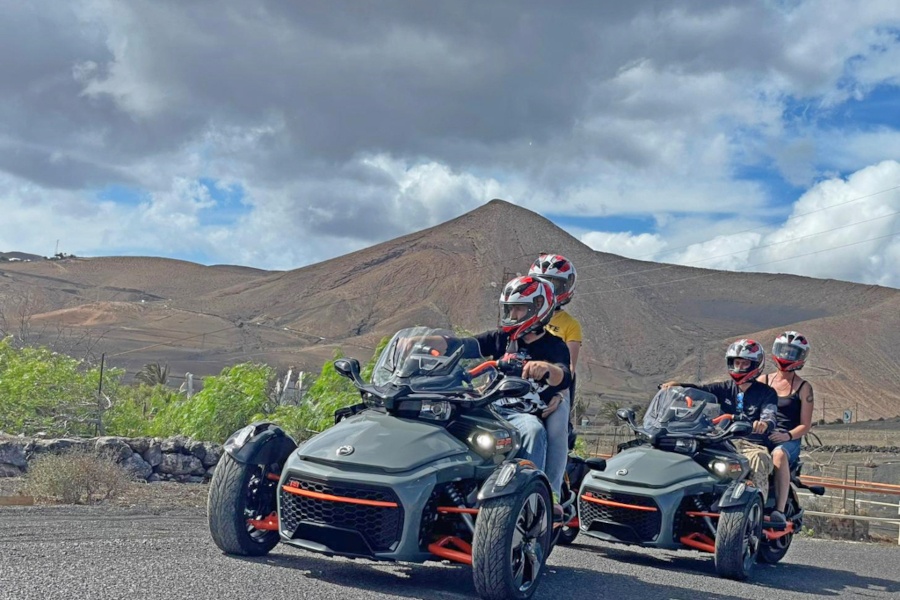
[
  {"xmin": 742, "ymin": 501, "xmax": 763, "ymax": 571},
  {"xmin": 244, "ymin": 467, "xmax": 276, "ymax": 542},
  {"xmin": 510, "ymin": 492, "xmax": 549, "ymax": 593}
]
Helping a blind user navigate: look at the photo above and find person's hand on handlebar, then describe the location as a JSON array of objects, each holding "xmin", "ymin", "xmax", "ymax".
[
  {"xmin": 751, "ymin": 420, "xmax": 769, "ymax": 434},
  {"xmin": 521, "ymin": 360, "xmax": 563, "ymax": 386}
]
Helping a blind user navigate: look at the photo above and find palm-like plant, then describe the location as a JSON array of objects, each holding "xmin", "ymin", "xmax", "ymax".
[{"xmin": 135, "ymin": 362, "xmax": 169, "ymax": 386}]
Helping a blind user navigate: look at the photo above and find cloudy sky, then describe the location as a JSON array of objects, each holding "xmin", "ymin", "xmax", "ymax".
[{"xmin": 2, "ymin": 1, "xmax": 899, "ymax": 287}]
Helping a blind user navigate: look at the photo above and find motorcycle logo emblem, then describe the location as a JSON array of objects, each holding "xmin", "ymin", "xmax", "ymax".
[
  {"xmin": 616, "ymin": 469, "xmax": 628, "ymax": 476},
  {"xmin": 336, "ymin": 445, "xmax": 355, "ymax": 456}
]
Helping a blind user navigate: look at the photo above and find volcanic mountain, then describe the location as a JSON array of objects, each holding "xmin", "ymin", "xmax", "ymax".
[{"xmin": 2, "ymin": 200, "xmax": 898, "ymax": 421}]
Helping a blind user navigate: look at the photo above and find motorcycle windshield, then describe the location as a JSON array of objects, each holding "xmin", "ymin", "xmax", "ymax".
[
  {"xmin": 642, "ymin": 386, "xmax": 721, "ymax": 433},
  {"xmin": 370, "ymin": 327, "xmax": 492, "ymax": 394}
]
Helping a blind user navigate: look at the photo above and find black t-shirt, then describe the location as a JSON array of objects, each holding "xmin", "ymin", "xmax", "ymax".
[
  {"xmin": 676, "ymin": 379, "xmax": 777, "ymax": 446},
  {"xmin": 462, "ymin": 330, "xmax": 571, "ymax": 404}
]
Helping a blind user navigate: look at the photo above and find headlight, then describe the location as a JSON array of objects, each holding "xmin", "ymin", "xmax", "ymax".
[
  {"xmin": 419, "ymin": 400, "xmax": 452, "ymax": 421},
  {"xmin": 706, "ymin": 456, "xmax": 744, "ymax": 480},
  {"xmin": 468, "ymin": 429, "xmax": 514, "ymax": 458}
]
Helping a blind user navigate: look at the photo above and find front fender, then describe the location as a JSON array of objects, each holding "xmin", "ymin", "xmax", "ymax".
[
  {"xmin": 477, "ymin": 458, "xmax": 551, "ymax": 502},
  {"xmin": 717, "ymin": 479, "xmax": 764, "ymax": 510},
  {"xmin": 223, "ymin": 421, "xmax": 297, "ymax": 469}
]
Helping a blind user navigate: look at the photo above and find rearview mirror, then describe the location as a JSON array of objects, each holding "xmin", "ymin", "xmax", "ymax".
[
  {"xmin": 334, "ymin": 358, "xmax": 363, "ymax": 384},
  {"xmin": 616, "ymin": 408, "xmax": 636, "ymax": 424},
  {"xmin": 496, "ymin": 378, "xmax": 532, "ymax": 398}
]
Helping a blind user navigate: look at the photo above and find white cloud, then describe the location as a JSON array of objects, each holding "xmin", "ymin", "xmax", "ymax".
[
  {"xmin": 1, "ymin": 1, "xmax": 899, "ymax": 287},
  {"xmin": 580, "ymin": 161, "xmax": 900, "ymax": 286}
]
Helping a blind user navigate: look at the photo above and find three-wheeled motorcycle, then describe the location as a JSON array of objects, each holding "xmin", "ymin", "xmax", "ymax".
[
  {"xmin": 207, "ymin": 327, "xmax": 581, "ymax": 600},
  {"xmin": 577, "ymin": 385, "xmax": 823, "ymax": 580}
]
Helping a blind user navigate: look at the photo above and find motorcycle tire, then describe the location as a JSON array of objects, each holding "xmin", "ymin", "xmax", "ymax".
[
  {"xmin": 758, "ymin": 497, "xmax": 798, "ymax": 564},
  {"xmin": 472, "ymin": 479, "xmax": 552, "ymax": 600},
  {"xmin": 715, "ymin": 495, "xmax": 763, "ymax": 580},
  {"xmin": 207, "ymin": 453, "xmax": 279, "ymax": 556}
]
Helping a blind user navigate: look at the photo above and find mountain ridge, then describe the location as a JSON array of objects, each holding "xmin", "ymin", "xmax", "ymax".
[{"xmin": 2, "ymin": 199, "xmax": 897, "ymax": 421}]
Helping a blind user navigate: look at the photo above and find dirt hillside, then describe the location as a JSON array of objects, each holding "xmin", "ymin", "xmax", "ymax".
[{"xmin": 2, "ymin": 200, "xmax": 898, "ymax": 421}]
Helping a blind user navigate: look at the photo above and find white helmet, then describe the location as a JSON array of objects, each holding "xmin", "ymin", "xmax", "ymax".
[
  {"xmin": 499, "ymin": 276, "xmax": 556, "ymax": 340},
  {"xmin": 528, "ymin": 253, "xmax": 577, "ymax": 306},
  {"xmin": 772, "ymin": 331, "xmax": 810, "ymax": 372},
  {"xmin": 726, "ymin": 339, "xmax": 765, "ymax": 385}
]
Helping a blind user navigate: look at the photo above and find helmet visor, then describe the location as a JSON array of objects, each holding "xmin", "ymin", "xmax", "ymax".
[
  {"xmin": 773, "ymin": 342, "xmax": 805, "ymax": 362},
  {"xmin": 500, "ymin": 302, "xmax": 539, "ymax": 328}
]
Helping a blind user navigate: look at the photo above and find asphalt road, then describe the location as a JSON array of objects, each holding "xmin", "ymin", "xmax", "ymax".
[{"xmin": 1, "ymin": 505, "xmax": 898, "ymax": 600}]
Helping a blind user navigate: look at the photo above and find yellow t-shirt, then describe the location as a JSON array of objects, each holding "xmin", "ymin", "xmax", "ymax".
[{"xmin": 545, "ymin": 310, "xmax": 582, "ymax": 344}]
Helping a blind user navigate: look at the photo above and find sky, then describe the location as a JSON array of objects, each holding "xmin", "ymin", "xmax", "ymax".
[{"xmin": 1, "ymin": 1, "xmax": 899, "ymax": 288}]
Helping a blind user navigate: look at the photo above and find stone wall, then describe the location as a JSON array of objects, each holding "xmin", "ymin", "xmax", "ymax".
[{"xmin": 0, "ymin": 434, "xmax": 222, "ymax": 483}]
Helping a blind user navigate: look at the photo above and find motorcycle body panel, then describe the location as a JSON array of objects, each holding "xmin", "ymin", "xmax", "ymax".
[
  {"xmin": 224, "ymin": 421, "xmax": 298, "ymax": 468},
  {"xmin": 277, "ymin": 409, "xmax": 500, "ymax": 562},
  {"xmin": 579, "ymin": 445, "xmax": 721, "ymax": 549},
  {"xmin": 294, "ymin": 410, "xmax": 469, "ymax": 473}
]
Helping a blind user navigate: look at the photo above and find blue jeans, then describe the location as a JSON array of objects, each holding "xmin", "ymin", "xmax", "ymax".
[
  {"xmin": 772, "ymin": 438, "xmax": 801, "ymax": 467},
  {"xmin": 543, "ymin": 392, "xmax": 571, "ymax": 499},
  {"xmin": 499, "ymin": 409, "xmax": 547, "ymax": 472}
]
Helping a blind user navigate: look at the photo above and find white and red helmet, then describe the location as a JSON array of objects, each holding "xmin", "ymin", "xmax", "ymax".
[
  {"xmin": 499, "ymin": 276, "xmax": 556, "ymax": 340},
  {"xmin": 528, "ymin": 253, "xmax": 577, "ymax": 306},
  {"xmin": 772, "ymin": 331, "xmax": 810, "ymax": 372},
  {"xmin": 726, "ymin": 338, "xmax": 765, "ymax": 385}
]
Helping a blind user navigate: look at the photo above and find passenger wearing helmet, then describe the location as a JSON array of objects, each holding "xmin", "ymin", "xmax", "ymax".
[
  {"xmin": 661, "ymin": 339, "xmax": 778, "ymax": 503},
  {"xmin": 757, "ymin": 331, "xmax": 814, "ymax": 523},
  {"xmin": 528, "ymin": 253, "xmax": 582, "ymax": 507}
]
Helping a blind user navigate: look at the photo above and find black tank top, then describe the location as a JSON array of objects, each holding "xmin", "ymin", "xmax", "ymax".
[{"xmin": 767, "ymin": 374, "xmax": 807, "ymax": 431}]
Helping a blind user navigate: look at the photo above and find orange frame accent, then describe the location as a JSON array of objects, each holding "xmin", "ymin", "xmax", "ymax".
[
  {"xmin": 266, "ymin": 472, "xmax": 281, "ymax": 482},
  {"xmin": 763, "ymin": 520, "xmax": 795, "ymax": 540},
  {"xmin": 686, "ymin": 511, "xmax": 720, "ymax": 518},
  {"xmin": 248, "ymin": 512, "xmax": 279, "ymax": 531},
  {"xmin": 437, "ymin": 506, "xmax": 480, "ymax": 514},
  {"xmin": 281, "ymin": 485, "xmax": 398, "ymax": 508},
  {"xmin": 580, "ymin": 494, "xmax": 658, "ymax": 512},
  {"xmin": 681, "ymin": 532, "xmax": 716, "ymax": 553},
  {"xmin": 428, "ymin": 536, "xmax": 473, "ymax": 565}
]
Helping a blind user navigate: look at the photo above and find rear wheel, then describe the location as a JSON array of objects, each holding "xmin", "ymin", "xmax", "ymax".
[
  {"xmin": 758, "ymin": 496, "xmax": 798, "ymax": 564},
  {"xmin": 715, "ymin": 495, "xmax": 763, "ymax": 580},
  {"xmin": 207, "ymin": 453, "xmax": 279, "ymax": 556},
  {"xmin": 472, "ymin": 480, "xmax": 552, "ymax": 600}
]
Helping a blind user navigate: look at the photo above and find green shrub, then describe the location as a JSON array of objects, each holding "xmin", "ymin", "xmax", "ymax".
[
  {"xmin": 264, "ymin": 338, "xmax": 390, "ymax": 442},
  {"xmin": 25, "ymin": 449, "xmax": 129, "ymax": 504},
  {"xmin": 104, "ymin": 384, "xmax": 182, "ymax": 437},
  {"xmin": 152, "ymin": 363, "xmax": 276, "ymax": 443},
  {"xmin": 0, "ymin": 337, "xmax": 123, "ymax": 437}
]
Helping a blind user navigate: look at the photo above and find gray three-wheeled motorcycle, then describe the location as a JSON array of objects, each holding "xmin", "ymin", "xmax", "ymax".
[
  {"xmin": 207, "ymin": 327, "xmax": 579, "ymax": 600},
  {"xmin": 577, "ymin": 386, "xmax": 824, "ymax": 580}
]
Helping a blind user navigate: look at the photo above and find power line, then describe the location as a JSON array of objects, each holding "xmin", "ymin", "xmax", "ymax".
[{"xmin": 577, "ymin": 229, "xmax": 900, "ymax": 297}]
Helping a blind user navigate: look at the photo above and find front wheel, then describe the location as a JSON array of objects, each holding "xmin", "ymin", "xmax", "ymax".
[
  {"xmin": 472, "ymin": 480, "xmax": 552, "ymax": 600},
  {"xmin": 715, "ymin": 495, "xmax": 763, "ymax": 580},
  {"xmin": 207, "ymin": 453, "xmax": 279, "ymax": 556}
]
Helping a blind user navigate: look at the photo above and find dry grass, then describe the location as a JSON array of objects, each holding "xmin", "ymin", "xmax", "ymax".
[{"xmin": 24, "ymin": 449, "xmax": 130, "ymax": 504}]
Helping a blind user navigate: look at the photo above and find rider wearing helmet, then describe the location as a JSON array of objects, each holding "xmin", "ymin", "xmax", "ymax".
[
  {"xmin": 409, "ymin": 276, "xmax": 572, "ymax": 514},
  {"xmin": 468, "ymin": 276, "xmax": 571, "ymax": 478},
  {"xmin": 758, "ymin": 331, "xmax": 815, "ymax": 523},
  {"xmin": 662, "ymin": 338, "xmax": 778, "ymax": 506},
  {"xmin": 528, "ymin": 253, "xmax": 582, "ymax": 510}
]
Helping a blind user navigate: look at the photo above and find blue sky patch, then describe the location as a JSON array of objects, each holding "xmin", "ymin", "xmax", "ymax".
[{"xmin": 198, "ymin": 178, "xmax": 251, "ymax": 226}]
